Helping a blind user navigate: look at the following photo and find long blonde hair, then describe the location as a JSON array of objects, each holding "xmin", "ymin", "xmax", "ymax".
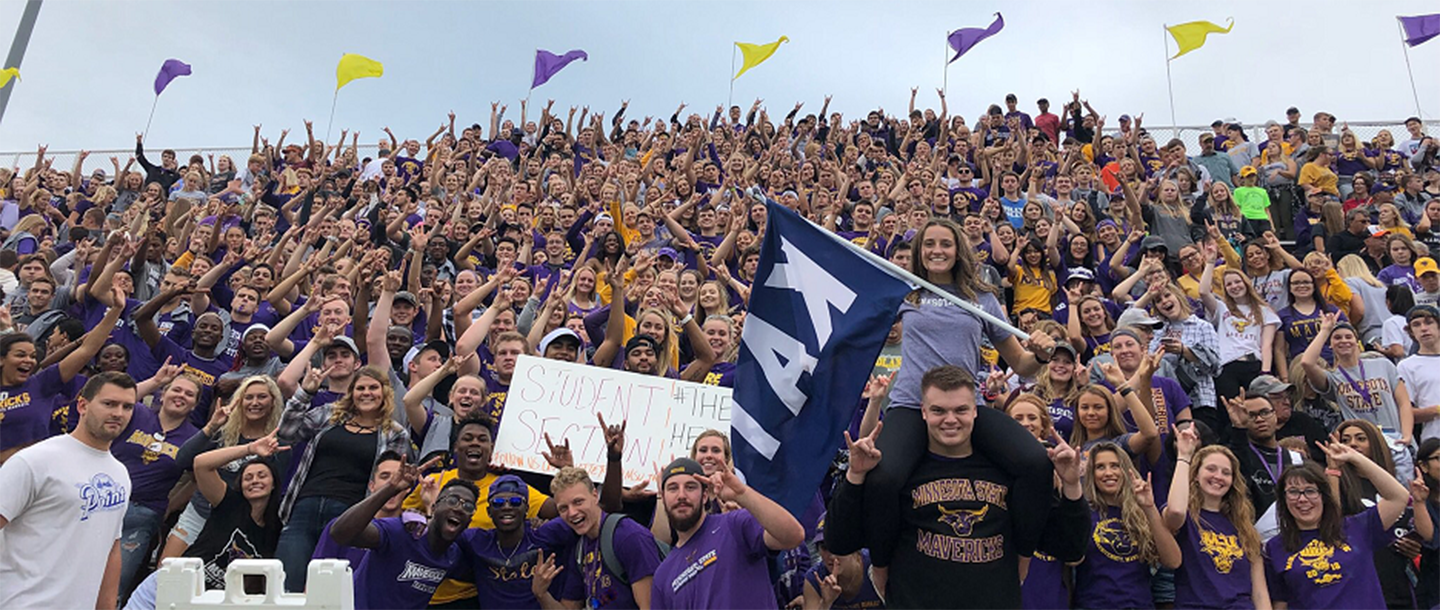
[
  {"xmin": 1185, "ymin": 445, "xmax": 1263, "ymax": 559},
  {"xmin": 1084, "ymin": 442, "xmax": 1160, "ymax": 564},
  {"xmin": 1335, "ymin": 254, "xmax": 1384, "ymax": 289},
  {"xmin": 220, "ymin": 376, "xmax": 284, "ymax": 448},
  {"xmin": 1069, "ymin": 385, "xmax": 1130, "ymax": 448}
]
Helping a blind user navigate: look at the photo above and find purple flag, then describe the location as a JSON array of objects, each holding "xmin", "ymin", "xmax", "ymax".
[
  {"xmin": 1399, "ymin": 14, "xmax": 1440, "ymax": 47},
  {"xmin": 948, "ymin": 13, "xmax": 1004, "ymax": 63},
  {"xmin": 153, "ymin": 59, "xmax": 192, "ymax": 96},
  {"xmin": 531, "ymin": 49, "xmax": 588, "ymax": 89}
]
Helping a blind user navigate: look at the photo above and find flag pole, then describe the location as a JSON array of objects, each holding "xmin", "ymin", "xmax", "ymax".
[
  {"xmin": 324, "ymin": 89, "xmax": 338, "ymax": 143},
  {"xmin": 942, "ymin": 32, "xmax": 949, "ymax": 100},
  {"xmin": 793, "ymin": 204, "xmax": 1029, "ymax": 341},
  {"xmin": 142, "ymin": 94, "xmax": 159, "ymax": 142},
  {"xmin": 728, "ymin": 44, "xmax": 736, "ymax": 109},
  {"xmin": 1163, "ymin": 25, "xmax": 1178, "ymax": 139},
  {"xmin": 1397, "ymin": 18, "xmax": 1424, "ymax": 117}
]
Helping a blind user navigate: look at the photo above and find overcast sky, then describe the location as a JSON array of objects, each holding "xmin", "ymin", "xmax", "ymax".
[{"xmin": 0, "ymin": 0, "xmax": 1436, "ymax": 153}]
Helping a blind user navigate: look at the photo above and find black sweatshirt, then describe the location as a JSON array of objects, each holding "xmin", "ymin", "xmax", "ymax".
[{"xmin": 828, "ymin": 451, "xmax": 1087, "ymax": 609}]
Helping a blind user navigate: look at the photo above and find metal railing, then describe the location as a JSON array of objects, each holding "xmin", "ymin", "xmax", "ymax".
[{"xmin": 1, "ymin": 120, "xmax": 1435, "ymax": 176}]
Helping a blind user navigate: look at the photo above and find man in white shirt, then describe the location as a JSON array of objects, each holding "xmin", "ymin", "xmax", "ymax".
[
  {"xmin": 0, "ymin": 371, "xmax": 139, "ymax": 610},
  {"xmin": 1397, "ymin": 305, "xmax": 1440, "ymax": 444}
]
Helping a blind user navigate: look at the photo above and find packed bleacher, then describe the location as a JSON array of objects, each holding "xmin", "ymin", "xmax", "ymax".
[{"xmin": 0, "ymin": 92, "xmax": 1437, "ymax": 610}]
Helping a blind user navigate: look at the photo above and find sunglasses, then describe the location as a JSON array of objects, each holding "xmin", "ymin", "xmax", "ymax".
[{"xmin": 489, "ymin": 496, "xmax": 525, "ymax": 508}]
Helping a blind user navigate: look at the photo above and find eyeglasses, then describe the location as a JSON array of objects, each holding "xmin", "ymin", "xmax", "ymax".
[
  {"xmin": 1284, "ymin": 488, "xmax": 1321, "ymax": 501},
  {"xmin": 1423, "ymin": 454, "xmax": 1440, "ymax": 464},
  {"xmin": 437, "ymin": 495, "xmax": 477, "ymax": 512},
  {"xmin": 489, "ymin": 496, "xmax": 525, "ymax": 508},
  {"xmin": 1246, "ymin": 408, "xmax": 1276, "ymax": 420}
]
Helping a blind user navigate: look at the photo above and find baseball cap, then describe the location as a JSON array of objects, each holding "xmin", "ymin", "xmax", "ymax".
[
  {"xmin": 1372, "ymin": 183, "xmax": 1396, "ymax": 194},
  {"xmin": 661, "ymin": 457, "xmax": 706, "ymax": 486},
  {"xmin": 538, "ymin": 328, "xmax": 583, "ymax": 357},
  {"xmin": 1416, "ymin": 258, "xmax": 1439, "ymax": 277},
  {"xmin": 1115, "ymin": 308, "xmax": 1163, "ymax": 329},
  {"xmin": 1210, "ymin": 119, "xmax": 1224, "ymax": 128},
  {"xmin": 488, "ymin": 474, "xmax": 527, "ymax": 497},
  {"xmin": 402, "ymin": 339, "xmax": 452, "ymax": 371},
  {"xmin": 1238, "ymin": 166, "xmax": 1258, "ymax": 178},
  {"xmin": 1369, "ymin": 225, "xmax": 1390, "ymax": 239},
  {"xmin": 1248, "ymin": 375, "xmax": 1293, "ymax": 396},
  {"xmin": 1286, "ymin": 107, "xmax": 1300, "ymax": 115},
  {"xmin": 244, "ymin": 323, "xmax": 271, "ymax": 338},
  {"xmin": 656, "ymin": 247, "xmax": 679, "ymax": 262},
  {"xmin": 1409, "ymin": 304, "xmax": 1440, "ymax": 323},
  {"xmin": 625, "ymin": 334, "xmax": 661, "ymax": 356},
  {"xmin": 1119, "ymin": 114, "xmax": 1132, "ymax": 122},
  {"xmin": 394, "ymin": 291, "xmax": 419, "ymax": 306},
  {"xmin": 1051, "ymin": 341, "xmax": 1078, "ymax": 360},
  {"xmin": 1141, "ymin": 235, "xmax": 1168, "ymax": 252},
  {"xmin": 324, "ymin": 336, "xmax": 361, "ymax": 357},
  {"xmin": 1065, "ymin": 268, "xmax": 1096, "ymax": 284}
]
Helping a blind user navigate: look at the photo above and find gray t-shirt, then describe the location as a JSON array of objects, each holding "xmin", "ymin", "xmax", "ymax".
[
  {"xmin": 888, "ymin": 287, "xmax": 1009, "ymax": 410},
  {"xmin": 1317, "ymin": 357, "xmax": 1404, "ymax": 433}
]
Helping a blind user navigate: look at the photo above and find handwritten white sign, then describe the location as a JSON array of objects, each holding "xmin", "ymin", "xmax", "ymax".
[{"xmin": 492, "ymin": 355, "xmax": 733, "ymax": 486}]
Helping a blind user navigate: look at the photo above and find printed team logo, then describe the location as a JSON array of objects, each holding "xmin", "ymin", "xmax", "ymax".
[
  {"xmin": 936, "ymin": 504, "xmax": 989, "ymax": 537},
  {"xmin": 1199, "ymin": 528, "xmax": 1244, "ymax": 574},
  {"xmin": 76, "ymin": 473, "xmax": 128, "ymax": 521},
  {"xmin": 1092, "ymin": 517, "xmax": 1139, "ymax": 563},
  {"xmin": 1285, "ymin": 539, "xmax": 1348, "ymax": 586},
  {"xmin": 397, "ymin": 560, "xmax": 449, "ymax": 590},
  {"xmin": 203, "ymin": 530, "xmax": 261, "ymax": 588},
  {"xmin": 669, "ymin": 549, "xmax": 718, "ymax": 593}
]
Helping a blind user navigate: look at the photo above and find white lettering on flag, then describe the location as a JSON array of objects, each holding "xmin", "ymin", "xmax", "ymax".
[
  {"xmin": 730, "ymin": 401, "xmax": 781, "ymax": 460},
  {"xmin": 741, "ymin": 315, "xmax": 816, "ymax": 416},
  {"xmin": 766, "ymin": 235, "xmax": 857, "ymax": 348}
]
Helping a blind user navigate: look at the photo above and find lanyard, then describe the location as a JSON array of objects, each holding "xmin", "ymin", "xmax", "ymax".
[
  {"xmin": 1336, "ymin": 360, "xmax": 1373, "ymax": 408},
  {"xmin": 1250, "ymin": 443, "xmax": 1283, "ymax": 485}
]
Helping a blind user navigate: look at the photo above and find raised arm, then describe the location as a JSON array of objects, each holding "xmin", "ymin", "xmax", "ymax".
[
  {"xmin": 330, "ymin": 455, "xmax": 430, "ymax": 549},
  {"xmin": 58, "ymin": 286, "xmax": 126, "ymax": 383},
  {"xmin": 1300, "ymin": 312, "xmax": 1337, "ymax": 392}
]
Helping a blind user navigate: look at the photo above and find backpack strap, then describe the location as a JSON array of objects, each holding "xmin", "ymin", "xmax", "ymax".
[{"xmin": 599, "ymin": 512, "xmax": 629, "ymax": 585}]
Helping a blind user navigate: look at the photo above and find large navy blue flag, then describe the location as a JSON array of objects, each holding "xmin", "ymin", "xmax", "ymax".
[{"xmin": 730, "ymin": 201, "xmax": 915, "ymax": 517}]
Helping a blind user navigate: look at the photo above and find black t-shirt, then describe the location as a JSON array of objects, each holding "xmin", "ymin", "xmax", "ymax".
[
  {"xmin": 298, "ymin": 425, "xmax": 375, "ymax": 505},
  {"xmin": 185, "ymin": 488, "xmax": 280, "ymax": 589}
]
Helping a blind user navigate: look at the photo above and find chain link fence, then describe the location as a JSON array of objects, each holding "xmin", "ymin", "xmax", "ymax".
[{"xmin": 2, "ymin": 120, "xmax": 1436, "ymax": 177}]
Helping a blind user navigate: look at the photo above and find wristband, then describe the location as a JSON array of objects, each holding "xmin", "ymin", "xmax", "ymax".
[
  {"xmin": 1118, "ymin": 386, "xmax": 1135, "ymax": 398},
  {"xmin": 678, "ymin": 313, "xmax": 694, "ymax": 326},
  {"xmin": 1176, "ymin": 458, "xmax": 1191, "ymax": 465},
  {"xmin": 1325, "ymin": 468, "xmax": 1342, "ymax": 477}
]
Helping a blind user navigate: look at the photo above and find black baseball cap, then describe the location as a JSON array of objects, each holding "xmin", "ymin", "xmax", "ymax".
[
  {"xmin": 661, "ymin": 457, "xmax": 706, "ymax": 486},
  {"xmin": 625, "ymin": 334, "xmax": 661, "ymax": 356}
]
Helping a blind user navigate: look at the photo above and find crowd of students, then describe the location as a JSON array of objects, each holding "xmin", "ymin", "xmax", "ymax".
[{"xmin": 0, "ymin": 90, "xmax": 1436, "ymax": 610}]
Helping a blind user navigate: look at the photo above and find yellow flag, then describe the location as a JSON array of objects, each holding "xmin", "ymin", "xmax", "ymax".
[
  {"xmin": 733, "ymin": 36, "xmax": 789, "ymax": 80},
  {"xmin": 0, "ymin": 67, "xmax": 19, "ymax": 89},
  {"xmin": 336, "ymin": 53, "xmax": 384, "ymax": 91},
  {"xmin": 1166, "ymin": 19, "xmax": 1233, "ymax": 60}
]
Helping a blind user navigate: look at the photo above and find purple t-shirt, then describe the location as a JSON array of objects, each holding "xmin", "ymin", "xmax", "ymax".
[
  {"xmin": 561, "ymin": 514, "xmax": 663, "ymax": 609},
  {"xmin": 1174, "ymin": 510, "xmax": 1255, "ymax": 609},
  {"xmin": 1376, "ymin": 264, "xmax": 1420, "ymax": 292},
  {"xmin": 1047, "ymin": 396, "xmax": 1075, "ymax": 441},
  {"xmin": 354, "ymin": 517, "xmax": 468, "ymax": 610},
  {"xmin": 1021, "ymin": 552, "xmax": 1068, "ymax": 610},
  {"xmin": 0, "ymin": 364, "xmax": 78, "ymax": 452},
  {"xmin": 651, "ymin": 510, "xmax": 776, "ymax": 610},
  {"xmin": 313, "ymin": 516, "xmax": 368, "ymax": 568},
  {"xmin": 1279, "ymin": 305, "xmax": 1346, "ymax": 360},
  {"xmin": 464, "ymin": 519, "xmax": 578, "ymax": 609},
  {"xmin": 701, "ymin": 361, "xmax": 736, "ymax": 388},
  {"xmin": 111, "ymin": 405, "xmax": 200, "ymax": 515},
  {"xmin": 1075, "ymin": 505, "xmax": 1153, "ymax": 609},
  {"xmin": 1264, "ymin": 506, "xmax": 1389, "ymax": 610}
]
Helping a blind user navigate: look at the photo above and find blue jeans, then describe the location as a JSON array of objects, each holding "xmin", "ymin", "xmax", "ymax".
[
  {"xmin": 276, "ymin": 496, "xmax": 349, "ymax": 592},
  {"xmin": 118, "ymin": 503, "xmax": 163, "ymax": 602}
]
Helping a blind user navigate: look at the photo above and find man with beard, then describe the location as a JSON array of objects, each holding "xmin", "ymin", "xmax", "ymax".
[
  {"xmin": 0, "ymin": 371, "xmax": 138, "ymax": 610},
  {"xmin": 400, "ymin": 415, "xmax": 557, "ymax": 608},
  {"xmin": 331, "ymin": 457, "xmax": 477, "ymax": 610},
  {"xmin": 650, "ymin": 457, "xmax": 805, "ymax": 609}
]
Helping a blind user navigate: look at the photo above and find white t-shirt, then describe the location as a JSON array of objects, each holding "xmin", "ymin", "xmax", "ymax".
[
  {"xmin": 0, "ymin": 434, "xmax": 130, "ymax": 610},
  {"xmin": 1382, "ymin": 314, "xmax": 1415, "ymax": 359},
  {"xmin": 1397, "ymin": 353, "xmax": 1440, "ymax": 443},
  {"xmin": 1209, "ymin": 300, "xmax": 1280, "ymax": 366}
]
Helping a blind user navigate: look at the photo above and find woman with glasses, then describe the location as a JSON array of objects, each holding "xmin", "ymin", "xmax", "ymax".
[
  {"xmin": 1277, "ymin": 269, "xmax": 1348, "ymax": 363},
  {"xmin": 1265, "ymin": 441, "xmax": 1410, "ymax": 609}
]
